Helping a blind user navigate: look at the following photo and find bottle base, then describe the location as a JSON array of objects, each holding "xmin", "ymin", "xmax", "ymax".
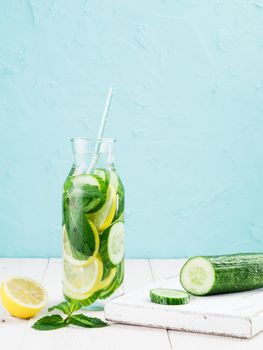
[{"xmin": 83, "ymin": 286, "xmax": 124, "ymax": 311}]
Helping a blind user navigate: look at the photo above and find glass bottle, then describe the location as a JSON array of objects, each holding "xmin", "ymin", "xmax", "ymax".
[{"xmin": 62, "ymin": 138, "xmax": 125, "ymax": 309}]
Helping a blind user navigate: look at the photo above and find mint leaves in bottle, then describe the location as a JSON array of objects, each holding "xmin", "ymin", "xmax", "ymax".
[{"xmin": 62, "ymin": 138, "xmax": 125, "ymax": 309}]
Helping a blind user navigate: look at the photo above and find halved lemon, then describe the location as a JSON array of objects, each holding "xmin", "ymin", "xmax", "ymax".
[
  {"xmin": 63, "ymin": 223, "xmax": 99, "ymax": 267},
  {"xmin": 1, "ymin": 277, "xmax": 48, "ymax": 319},
  {"xmin": 88, "ymin": 184, "xmax": 117, "ymax": 232},
  {"xmin": 63, "ymin": 256, "xmax": 103, "ymax": 295}
]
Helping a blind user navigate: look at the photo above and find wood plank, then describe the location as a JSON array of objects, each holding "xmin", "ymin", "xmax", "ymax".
[
  {"xmin": 19, "ymin": 259, "xmax": 172, "ymax": 350},
  {"xmin": 0, "ymin": 258, "xmax": 48, "ymax": 350},
  {"xmin": 168, "ymin": 330, "xmax": 263, "ymax": 350},
  {"xmin": 149, "ymin": 259, "xmax": 186, "ymax": 349}
]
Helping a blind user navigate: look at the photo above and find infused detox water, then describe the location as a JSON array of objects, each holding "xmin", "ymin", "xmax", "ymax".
[{"xmin": 62, "ymin": 138, "xmax": 124, "ymax": 308}]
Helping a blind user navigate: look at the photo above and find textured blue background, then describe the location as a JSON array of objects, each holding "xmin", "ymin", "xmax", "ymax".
[{"xmin": 1, "ymin": 1, "xmax": 263, "ymax": 258}]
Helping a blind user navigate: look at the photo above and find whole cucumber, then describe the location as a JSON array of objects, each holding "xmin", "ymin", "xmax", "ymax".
[{"xmin": 180, "ymin": 253, "xmax": 263, "ymax": 296}]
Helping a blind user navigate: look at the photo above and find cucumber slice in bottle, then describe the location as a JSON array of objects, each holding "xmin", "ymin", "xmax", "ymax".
[
  {"xmin": 100, "ymin": 221, "xmax": 124, "ymax": 268},
  {"xmin": 110, "ymin": 170, "xmax": 124, "ymax": 220},
  {"xmin": 94, "ymin": 169, "xmax": 110, "ymax": 188},
  {"xmin": 99, "ymin": 261, "xmax": 124, "ymax": 299},
  {"xmin": 150, "ymin": 289, "xmax": 190, "ymax": 305},
  {"xmin": 97, "ymin": 267, "xmax": 117, "ymax": 291},
  {"xmin": 71, "ymin": 174, "xmax": 100, "ymax": 188}
]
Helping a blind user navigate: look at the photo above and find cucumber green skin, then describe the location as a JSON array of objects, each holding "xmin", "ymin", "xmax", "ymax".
[
  {"xmin": 181, "ymin": 253, "xmax": 263, "ymax": 296},
  {"xmin": 99, "ymin": 261, "xmax": 124, "ymax": 299},
  {"xmin": 113, "ymin": 174, "xmax": 125, "ymax": 221},
  {"xmin": 99, "ymin": 225, "xmax": 115, "ymax": 269},
  {"xmin": 99, "ymin": 221, "xmax": 124, "ymax": 269},
  {"xmin": 150, "ymin": 290, "xmax": 190, "ymax": 305}
]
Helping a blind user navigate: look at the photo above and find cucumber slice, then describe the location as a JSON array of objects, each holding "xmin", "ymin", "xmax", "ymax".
[
  {"xmin": 180, "ymin": 257, "xmax": 215, "ymax": 296},
  {"xmin": 110, "ymin": 170, "xmax": 124, "ymax": 221},
  {"xmin": 97, "ymin": 267, "xmax": 117, "ymax": 292},
  {"xmin": 63, "ymin": 173, "xmax": 106, "ymax": 222},
  {"xmin": 94, "ymin": 169, "xmax": 110, "ymax": 188},
  {"xmin": 99, "ymin": 261, "xmax": 124, "ymax": 299},
  {"xmin": 150, "ymin": 289, "xmax": 190, "ymax": 305},
  {"xmin": 100, "ymin": 221, "xmax": 125, "ymax": 268},
  {"xmin": 112, "ymin": 260, "xmax": 124, "ymax": 291},
  {"xmin": 71, "ymin": 174, "xmax": 100, "ymax": 188}
]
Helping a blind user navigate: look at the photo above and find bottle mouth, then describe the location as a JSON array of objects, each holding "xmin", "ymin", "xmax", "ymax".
[
  {"xmin": 71, "ymin": 137, "xmax": 116, "ymax": 154},
  {"xmin": 71, "ymin": 137, "xmax": 116, "ymax": 143}
]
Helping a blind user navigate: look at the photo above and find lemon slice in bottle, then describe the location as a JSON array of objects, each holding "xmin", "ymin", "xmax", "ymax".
[
  {"xmin": 88, "ymin": 184, "xmax": 116, "ymax": 232},
  {"xmin": 1, "ymin": 277, "xmax": 48, "ymax": 319},
  {"xmin": 63, "ymin": 256, "xmax": 103, "ymax": 295}
]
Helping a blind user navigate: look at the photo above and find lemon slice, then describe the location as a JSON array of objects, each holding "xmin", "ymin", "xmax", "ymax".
[
  {"xmin": 63, "ymin": 256, "xmax": 103, "ymax": 295},
  {"xmin": 96, "ymin": 268, "xmax": 117, "ymax": 291},
  {"xmin": 63, "ymin": 223, "xmax": 99, "ymax": 267},
  {"xmin": 88, "ymin": 184, "xmax": 117, "ymax": 232},
  {"xmin": 63, "ymin": 285, "xmax": 96, "ymax": 301},
  {"xmin": 1, "ymin": 277, "xmax": 47, "ymax": 319}
]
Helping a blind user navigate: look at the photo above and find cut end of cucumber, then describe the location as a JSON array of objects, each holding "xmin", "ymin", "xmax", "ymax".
[{"xmin": 180, "ymin": 257, "xmax": 215, "ymax": 296}]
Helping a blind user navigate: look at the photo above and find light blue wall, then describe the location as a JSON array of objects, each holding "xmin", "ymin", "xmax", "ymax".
[{"xmin": 1, "ymin": 1, "xmax": 263, "ymax": 258}]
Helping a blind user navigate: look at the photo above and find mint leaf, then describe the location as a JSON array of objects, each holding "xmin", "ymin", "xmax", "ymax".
[
  {"xmin": 68, "ymin": 314, "xmax": 107, "ymax": 328},
  {"xmin": 32, "ymin": 315, "xmax": 67, "ymax": 331},
  {"xmin": 48, "ymin": 301, "xmax": 70, "ymax": 314},
  {"xmin": 69, "ymin": 185, "xmax": 104, "ymax": 213},
  {"xmin": 79, "ymin": 290, "xmax": 102, "ymax": 307},
  {"xmin": 64, "ymin": 208, "xmax": 96, "ymax": 259},
  {"xmin": 48, "ymin": 300, "xmax": 81, "ymax": 315},
  {"xmin": 68, "ymin": 300, "xmax": 82, "ymax": 314}
]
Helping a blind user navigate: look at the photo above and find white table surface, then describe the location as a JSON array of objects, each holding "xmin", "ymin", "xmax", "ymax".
[{"xmin": 1, "ymin": 258, "xmax": 263, "ymax": 350}]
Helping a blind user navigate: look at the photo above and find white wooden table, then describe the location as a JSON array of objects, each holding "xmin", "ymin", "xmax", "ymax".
[{"xmin": 0, "ymin": 259, "xmax": 262, "ymax": 350}]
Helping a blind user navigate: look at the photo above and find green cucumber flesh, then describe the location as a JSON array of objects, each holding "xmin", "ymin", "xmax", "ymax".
[
  {"xmin": 150, "ymin": 289, "xmax": 190, "ymax": 305},
  {"xmin": 100, "ymin": 221, "xmax": 125, "ymax": 267},
  {"xmin": 180, "ymin": 253, "xmax": 263, "ymax": 296}
]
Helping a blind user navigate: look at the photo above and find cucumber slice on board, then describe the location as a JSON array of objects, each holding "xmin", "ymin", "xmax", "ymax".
[
  {"xmin": 100, "ymin": 221, "xmax": 125, "ymax": 268},
  {"xmin": 150, "ymin": 289, "xmax": 190, "ymax": 305},
  {"xmin": 180, "ymin": 253, "xmax": 263, "ymax": 296}
]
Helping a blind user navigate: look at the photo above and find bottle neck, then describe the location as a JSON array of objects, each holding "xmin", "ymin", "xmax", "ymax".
[
  {"xmin": 71, "ymin": 138, "xmax": 115, "ymax": 172},
  {"xmin": 73, "ymin": 152, "xmax": 114, "ymax": 171}
]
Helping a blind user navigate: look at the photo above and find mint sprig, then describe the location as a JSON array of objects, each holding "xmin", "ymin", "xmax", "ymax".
[{"xmin": 32, "ymin": 300, "xmax": 107, "ymax": 331}]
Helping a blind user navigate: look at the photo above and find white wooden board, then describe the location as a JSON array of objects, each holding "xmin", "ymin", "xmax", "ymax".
[{"xmin": 104, "ymin": 275, "xmax": 263, "ymax": 339}]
